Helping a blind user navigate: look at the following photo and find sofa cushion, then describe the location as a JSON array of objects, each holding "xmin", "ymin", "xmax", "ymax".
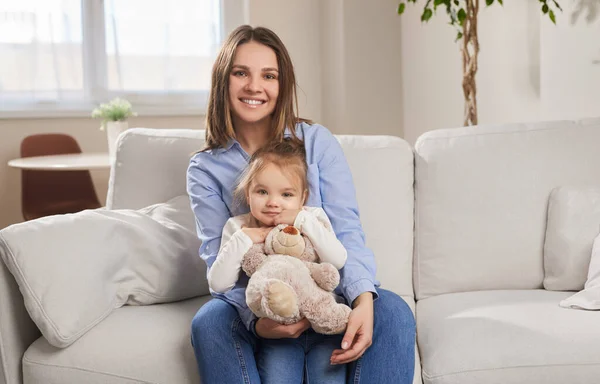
[
  {"xmin": 22, "ymin": 295, "xmax": 209, "ymax": 384},
  {"xmin": 107, "ymin": 128, "xmax": 205, "ymax": 210},
  {"xmin": 560, "ymin": 233, "xmax": 600, "ymax": 309},
  {"xmin": 417, "ymin": 290, "xmax": 600, "ymax": 384},
  {"xmin": 0, "ymin": 195, "xmax": 207, "ymax": 348},
  {"xmin": 337, "ymin": 134, "xmax": 415, "ymax": 297},
  {"xmin": 544, "ymin": 186, "xmax": 600, "ymax": 291},
  {"xmin": 414, "ymin": 118, "xmax": 600, "ymax": 299}
]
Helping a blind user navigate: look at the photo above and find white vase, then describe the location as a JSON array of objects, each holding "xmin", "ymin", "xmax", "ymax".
[{"xmin": 106, "ymin": 121, "xmax": 129, "ymax": 160}]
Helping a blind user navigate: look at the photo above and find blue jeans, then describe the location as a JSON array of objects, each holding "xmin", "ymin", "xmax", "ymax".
[{"xmin": 191, "ymin": 288, "xmax": 415, "ymax": 384}]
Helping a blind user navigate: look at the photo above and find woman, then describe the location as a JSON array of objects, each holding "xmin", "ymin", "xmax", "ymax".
[{"xmin": 187, "ymin": 24, "xmax": 415, "ymax": 384}]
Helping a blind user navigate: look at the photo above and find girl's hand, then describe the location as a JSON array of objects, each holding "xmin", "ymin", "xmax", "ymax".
[
  {"xmin": 255, "ymin": 317, "xmax": 311, "ymax": 339},
  {"xmin": 330, "ymin": 292, "xmax": 374, "ymax": 365},
  {"xmin": 273, "ymin": 209, "xmax": 302, "ymax": 226},
  {"xmin": 242, "ymin": 227, "xmax": 273, "ymax": 243}
]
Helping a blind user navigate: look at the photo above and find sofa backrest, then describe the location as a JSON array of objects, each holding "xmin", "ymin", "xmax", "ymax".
[
  {"xmin": 106, "ymin": 128, "xmax": 415, "ymax": 299},
  {"xmin": 413, "ymin": 118, "xmax": 600, "ymax": 300}
]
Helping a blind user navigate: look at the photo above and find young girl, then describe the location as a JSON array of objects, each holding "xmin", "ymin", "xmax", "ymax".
[
  {"xmin": 187, "ymin": 25, "xmax": 415, "ymax": 384},
  {"xmin": 208, "ymin": 139, "xmax": 348, "ymax": 298}
]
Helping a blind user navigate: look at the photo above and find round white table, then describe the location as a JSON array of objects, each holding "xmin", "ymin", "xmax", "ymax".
[{"xmin": 8, "ymin": 153, "xmax": 111, "ymax": 171}]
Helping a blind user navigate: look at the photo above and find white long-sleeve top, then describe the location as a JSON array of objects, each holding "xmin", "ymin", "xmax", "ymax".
[{"xmin": 208, "ymin": 206, "xmax": 348, "ymax": 293}]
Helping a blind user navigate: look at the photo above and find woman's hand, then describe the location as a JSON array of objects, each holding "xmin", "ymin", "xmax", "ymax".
[
  {"xmin": 255, "ymin": 317, "xmax": 311, "ymax": 339},
  {"xmin": 273, "ymin": 209, "xmax": 302, "ymax": 226},
  {"xmin": 242, "ymin": 227, "xmax": 273, "ymax": 243},
  {"xmin": 330, "ymin": 292, "xmax": 374, "ymax": 365}
]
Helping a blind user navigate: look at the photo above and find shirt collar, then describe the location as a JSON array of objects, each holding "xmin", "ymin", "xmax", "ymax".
[{"xmin": 217, "ymin": 127, "xmax": 295, "ymax": 154}]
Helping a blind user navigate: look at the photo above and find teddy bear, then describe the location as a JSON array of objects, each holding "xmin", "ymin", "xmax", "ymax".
[{"xmin": 242, "ymin": 224, "xmax": 352, "ymax": 335}]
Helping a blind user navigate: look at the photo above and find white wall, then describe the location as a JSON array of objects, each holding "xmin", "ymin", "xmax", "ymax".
[
  {"xmin": 541, "ymin": 0, "xmax": 600, "ymax": 121},
  {"xmin": 400, "ymin": 1, "xmax": 542, "ymax": 143},
  {"xmin": 400, "ymin": 0, "xmax": 600, "ymax": 144}
]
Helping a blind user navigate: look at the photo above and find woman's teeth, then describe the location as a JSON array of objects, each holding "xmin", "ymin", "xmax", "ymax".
[{"xmin": 242, "ymin": 99, "xmax": 264, "ymax": 105}]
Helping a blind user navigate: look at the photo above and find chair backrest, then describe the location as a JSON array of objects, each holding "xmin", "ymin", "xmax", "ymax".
[{"xmin": 20, "ymin": 134, "xmax": 101, "ymax": 221}]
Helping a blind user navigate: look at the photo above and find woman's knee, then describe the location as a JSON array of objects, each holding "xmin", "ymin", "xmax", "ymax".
[
  {"xmin": 374, "ymin": 289, "xmax": 416, "ymax": 333},
  {"xmin": 191, "ymin": 298, "xmax": 238, "ymax": 343}
]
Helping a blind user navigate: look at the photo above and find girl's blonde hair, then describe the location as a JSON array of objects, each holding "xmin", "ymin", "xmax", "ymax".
[
  {"xmin": 203, "ymin": 25, "xmax": 310, "ymax": 151},
  {"xmin": 235, "ymin": 139, "xmax": 309, "ymax": 205}
]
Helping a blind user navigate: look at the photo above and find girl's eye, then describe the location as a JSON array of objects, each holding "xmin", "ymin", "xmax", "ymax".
[
  {"xmin": 257, "ymin": 189, "xmax": 267, "ymax": 195},
  {"xmin": 282, "ymin": 192, "xmax": 293, "ymax": 198}
]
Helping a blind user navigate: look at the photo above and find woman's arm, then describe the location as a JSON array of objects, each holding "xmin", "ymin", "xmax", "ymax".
[
  {"xmin": 312, "ymin": 126, "xmax": 378, "ymax": 304},
  {"xmin": 294, "ymin": 207, "xmax": 347, "ymax": 269},
  {"xmin": 186, "ymin": 156, "xmax": 258, "ymax": 329}
]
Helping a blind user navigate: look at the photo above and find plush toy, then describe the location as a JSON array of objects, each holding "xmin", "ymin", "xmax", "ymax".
[{"xmin": 242, "ymin": 224, "xmax": 351, "ymax": 335}]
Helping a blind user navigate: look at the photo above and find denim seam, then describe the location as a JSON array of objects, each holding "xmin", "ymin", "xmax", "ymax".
[
  {"xmin": 231, "ymin": 317, "xmax": 251, "ymax": 384},
  {"xmin": 352, "ymin": 357, "xmax": 363, "ymax": 384}
]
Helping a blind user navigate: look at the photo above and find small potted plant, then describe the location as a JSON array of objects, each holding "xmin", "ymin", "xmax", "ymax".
[{"xmin": 92, "ymin": 97, "xmax": 137, "ymax": 159}]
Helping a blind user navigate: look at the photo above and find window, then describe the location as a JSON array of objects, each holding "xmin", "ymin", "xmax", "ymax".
[{"xmin": 0, "ymin": 0, "xmax": 246, "ymax": 117}]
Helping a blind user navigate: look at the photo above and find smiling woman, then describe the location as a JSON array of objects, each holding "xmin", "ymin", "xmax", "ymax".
[{"xmin": 228, "ymin": 41, "xmax": 280, "ymax": 136}]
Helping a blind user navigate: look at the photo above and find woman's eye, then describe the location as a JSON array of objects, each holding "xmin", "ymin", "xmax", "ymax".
[
  {"xmin": 234, "ymin": 71, "xmax": 247, "ymax": 77},
  {"xmin": 264, "ymin": 73, "xmax": 277, "ymax": 80}
]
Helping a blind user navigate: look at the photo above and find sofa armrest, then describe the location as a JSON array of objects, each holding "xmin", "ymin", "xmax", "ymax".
[{"xmin": 0, "ymin": 238, "xmax": 40, "ymax": 384}]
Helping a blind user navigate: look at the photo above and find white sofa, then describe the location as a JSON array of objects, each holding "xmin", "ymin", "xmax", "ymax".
[{"xmin": 1, "ymin": 118, "xmax": 600, "ymax": 384}]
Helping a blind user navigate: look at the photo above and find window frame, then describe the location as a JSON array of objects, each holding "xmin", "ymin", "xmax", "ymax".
[{"xmin": 0, "ymin": 0, "xmax": 247, "ymax": 119}]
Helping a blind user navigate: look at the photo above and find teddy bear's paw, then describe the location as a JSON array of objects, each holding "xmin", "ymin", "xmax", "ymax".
[
  {"xmin": 266, "ymin": 281, "xmax": 299, "ymax": 319},
  {"xmin": 313, "ymin": 263, "xmax": 340, "ymax": 292},
  {"xmin": 310, "ymin": 303, "xmax": 352, "ymax": 335}
]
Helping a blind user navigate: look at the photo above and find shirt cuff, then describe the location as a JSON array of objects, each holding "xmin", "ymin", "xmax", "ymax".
[{"xmin": 343, "ymin": 278, "xmax": 379, "ymax": 306}]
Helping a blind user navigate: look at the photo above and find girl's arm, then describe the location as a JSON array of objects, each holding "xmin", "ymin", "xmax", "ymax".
[
  {"xmin": 207, "ymin": 218, "xmax": 253, "ymax": 293},
  {"xmin": 294, "ymin": 207, "xmax": 347, "ymax": 269}
]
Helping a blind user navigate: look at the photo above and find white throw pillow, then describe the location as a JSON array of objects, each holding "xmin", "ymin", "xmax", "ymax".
[
  {"xmin": 0, "ymin": 195, "xmax": 207, "ymax": 348},
  {"xmin": 560, "ymin": 233, "xmax": 600, "ymax": 310},
  {"xmin": 543, "ymin": 186, "xmax": 600, "ymax": 291}
]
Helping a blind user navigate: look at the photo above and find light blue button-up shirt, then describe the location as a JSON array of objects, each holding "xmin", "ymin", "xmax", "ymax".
[{"xmin": 187, "ymin": 122, "xmax": 379, "ymax": 331}]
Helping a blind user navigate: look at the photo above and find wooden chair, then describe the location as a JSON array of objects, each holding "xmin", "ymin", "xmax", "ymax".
[{"xmin": 20, "ymin": 134, "xmax": 102, "ymax": 221}]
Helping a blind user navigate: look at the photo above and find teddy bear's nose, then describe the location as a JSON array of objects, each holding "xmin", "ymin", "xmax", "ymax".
[{"xmin": 283, "ymin": 226, "xmax": 299, "ymax": 235}]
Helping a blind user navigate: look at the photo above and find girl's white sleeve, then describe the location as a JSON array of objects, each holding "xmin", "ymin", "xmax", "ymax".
[
  {"xmin": 293, "ymin": 207, "xmax": 347, "ymax": 269},
  {"xmin": 207, "ymin": 216, "xmax": 253, "ymax": 293}
]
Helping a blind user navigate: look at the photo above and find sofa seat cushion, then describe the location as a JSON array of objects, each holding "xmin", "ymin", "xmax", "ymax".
[
  {"xmin": 417, "ymin": 290, "xmax": 600, "ymax": 384},
  {"xmin": 22, "ymin": 295, "xmax": 210, "ymax": 384}
]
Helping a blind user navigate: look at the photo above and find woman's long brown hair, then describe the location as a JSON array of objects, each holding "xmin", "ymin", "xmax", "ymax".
[{"xmin": 203, "ymin": 25, "xmax": 310, "ymax": 152}]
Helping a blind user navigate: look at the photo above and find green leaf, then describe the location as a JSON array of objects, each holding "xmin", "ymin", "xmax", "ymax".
[
  {"xmin": 552, "ymin": 0, "xmax": 562, "ymax": 11},
  {"xmin": 455, "ymin": 31, "xmax": 463, "ymax": 41},
  {"xmin": 422, "ymin": 8, "xmax": 433, "ymax": 22},
  {"xmin": 498, "ymin": 0, "xmax": 503, "ymax": 5},
  {"xmin": 397, "ymin": 3, "xmax": 406, "ymax": 14},
  {"xmin": 457, "ymin": 8, "xmax": 466, "ymax": 23},
  {"xmin": 486, "ymin": 0, "xmax": 494, "ymax": 6},
  {"xmin": 549, "ymin": 9, "xmax": 556, "ymax": 24},
  {"xmin": 542, "ymin": 4, "xmax": 548, "ymax": 13}
]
